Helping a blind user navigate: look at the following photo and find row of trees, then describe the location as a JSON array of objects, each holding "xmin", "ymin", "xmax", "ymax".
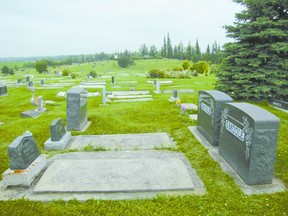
[
  {"xmin": 138, "ymin": 36, "xmax": 222, "ymax": 63},
  {"xmin": 1, "ymin": 65, "xmax": 14, "ymax": 75}
]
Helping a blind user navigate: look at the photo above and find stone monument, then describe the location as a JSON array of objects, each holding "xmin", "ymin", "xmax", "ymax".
[
  {"xmin": 0, "ymin": 85, "xmax": 7, "ymax": 96},
  {"xmin": 2, "ymin": 131, "xmax": 46, "ymax": 187},
  {"xmin": 44, "ymin": 118, "xmax": 72, "ymax": 150},
  {"xmin": 218, "ymin": 102, "xmax": 280, "ymax": 185},
  {"xmin": 66, "ymin": 87, "xmax": 89, "ymax": 131},
  {"xmin": 197, "ymin": 90, "xmax": 233, "ymax": 146}
]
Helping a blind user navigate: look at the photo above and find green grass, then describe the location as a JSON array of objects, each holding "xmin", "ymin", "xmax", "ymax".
[{"xmin": 0, "ymin": 59, "xmax": 287, "ymax": 215}]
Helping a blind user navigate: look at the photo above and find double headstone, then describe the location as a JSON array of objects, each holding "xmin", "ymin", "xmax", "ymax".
[
  {"xmin": 66, "ymin": 87, "xmax": 88, "ymax": 131},
  {"xmin": 2, "ymin": 131, "xmax": 47, "ymax": 187},
  {"xmin": 218, "ymin": 102, "xmax": 280, "ymax": 185},
  {"xmin": 197, "ymin": 90, "xmax": 233, "ymax": 146},
  {"xmin": 0, "ymin": 85, "xmax": 7, "ymax": 96},
  {"xmin": 44, "ymin": 118, "xmax": 72, "ymax": 150}
]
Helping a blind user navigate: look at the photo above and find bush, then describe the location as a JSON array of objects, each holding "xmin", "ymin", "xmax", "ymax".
[
  {"xmin": 62, "ymin": 69, "xmax": 70, "ymax": 76},
  {"xmin": 117, "ymin": 56, "xmax": 134, "ymax": 68},
  {"xmin": 172, "ymin": 67, "xmax": 183, "ymax": 72},
  {"xmin": 89, "ymin": 71, "xmax": 97, "ymax": 78},
  {"xmin": 182, "ymin": 60, "xmax": 190, "ymax": 70},
  {"xmin": 148, "ymin": 69, "xmax": 165, "ymax": 78}
]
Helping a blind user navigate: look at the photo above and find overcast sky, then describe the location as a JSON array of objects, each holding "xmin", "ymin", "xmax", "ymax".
[{"xmin": 0, "ymin": 0, "xmax": 244, "ymax": 58}]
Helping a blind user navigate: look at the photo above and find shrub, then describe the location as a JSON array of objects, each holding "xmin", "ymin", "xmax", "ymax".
[
  {"xmin": 182, "ymin": 60, "xmax": 190, "ymax": 70},
  {"xmin": 148, "ymin": 69, "xmax": 165, "ymax": 78},
  {"xmin": 62, "ymin": 69, "xmax": 70, "ymax": 76},
  {"xmin": 89, "ymin": 71, "xmax": 97, "ymax": 78}
]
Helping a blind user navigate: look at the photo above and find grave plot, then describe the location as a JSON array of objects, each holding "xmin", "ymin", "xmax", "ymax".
[
  {"xmin": 269, "ymin": 99, "xmax": 288, "ymax": 113},
  {"xmin": 107, "ymin": 90, "xmax": 153, "ymax": 103},
  {"xmin": 68, "ymin": 132, "xmax": 175, "ymax": 150}
]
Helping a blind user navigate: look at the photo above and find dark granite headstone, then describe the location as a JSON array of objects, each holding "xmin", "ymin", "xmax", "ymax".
[
  {"xmin": 66, "ymin": 87, "xmax": 88, "ymax": 131},
  {"xmin": 25, "ymin": 76, "xmax": 30, "ymax": 83},
  {"xmin": 50, "ymin": 118, "xmax": 66, "ymax": 141},
  {"xmin": 270, "ymin": 99, "xmax": 288, "ymax": 111},
  {"xmin": 173, "ymin": 90, "xmax": 178, "ymax": 99},
  {"xmin": 111, "ymin": 76, "xmax": 115, "ymax": 84},
  {"xmin": 8, "ymin": 132, "xmax": 40, "ymax": 170},
  {"xmin": 28, "ymin": 81, "xmax": 33, "ymax": 87},
  {"xmin": 17, "ymin": 78, "xmax": 23, "ymax": 84},
  {"xmin": 41, "ymin": 79, "xmax": 45, "ymax": 86},
  {"xmin": 0, "ymin": 85, "xmax": 7, "ymax": 96},
  {"xmin": 197, "ymin": 90, "xmax": 233, "ymax": 146},
  {"xmin": 218, "ymin": 102, "xmax": 280, "ymax": 185}
]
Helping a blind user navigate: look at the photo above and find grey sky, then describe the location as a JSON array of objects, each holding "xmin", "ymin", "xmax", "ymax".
[{"xmin": 0, "ymin": 0, "xmax": 243, "ymax": 58}]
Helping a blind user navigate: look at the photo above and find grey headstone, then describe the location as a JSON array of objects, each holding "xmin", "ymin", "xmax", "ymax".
[
  {"xmin": 41, "ymin": 79, "xmax": 45, "ymax": 86},
  {"xmin": 17, "ymin": 78, "xmax": 23, "ymax": 84},
  {"xmin": 50, "ymin": 118, "xmax": 66, "ymax": 141},
  {"xmin": 20, "ymin": 110, "xmax": 40, "ymax": 118},
  {"xmin": 197, "ymin": 90, "xmax": 233, "ymax": 146},
  {"xmin": 173, "ymin": 90, "xmax": 178, "ymax": 99},
  {"xmin": 111, "ymin": 76, "xmax": 115, "ymax": 84},
  {"xmin": 66, "ymin": 87, "xmax": 88, "ymax": 131},
  {"xmin": 28, "ymin": 81, "xmax": 33, "ymax": 87},
  {"xmin": 218, "ymin": 102, "xmax": 280, "ymax": 185},
  {"xmin": 37, "ymin": 96, "xmax": 44, "ymax": 112},
  {"xmin": 8, "ymin": 132, "xmax": 40, "ymax": 170},
  {"xmin": 25, "ymin": 76, "xmax": 30, "ymax": 83},
  {"xmin": 0, "ymin": 85, "xmax": 7, "ymax": 96}
]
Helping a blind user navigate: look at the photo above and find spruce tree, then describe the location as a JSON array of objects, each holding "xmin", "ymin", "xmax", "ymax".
[{"xmin": 216, "ymin": 0, "xmax": 288, "ymax": 101}]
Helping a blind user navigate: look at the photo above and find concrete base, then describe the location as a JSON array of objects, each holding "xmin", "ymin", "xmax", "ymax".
[
  {"xmin": 2, "ymin": 155, "xmax": 47, "ymax": 188},
  {"xmin": 180, "ymin": 103, "xmax": 198, "ymax": 111},
  {"xmin": 189, "ymin": 114, "xmax": 198, "ymax": 121},
  {"xmin": 68, "ymin": 132, "xmax": 176, "ymax": 150},
  {"xmin": 168, "ymin": 97, "xmax": 180, "ymax": 102},
  {"xmin": 188, "ymin": 126, "xmax": 286, "ymax": 195},
  {"xmin": 44, "ymin": 132, "xmax": 72, "ymax": 151}
]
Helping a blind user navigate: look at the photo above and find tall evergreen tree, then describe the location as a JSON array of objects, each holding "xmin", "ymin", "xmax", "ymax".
[
  {"xmin": 186, "ymin": 42, "xmax": 193, "ymax": 61},
  {"xmin": 162, "ymin": 36, "xmax": 167, "ymax": 58},
  {"xmin": 166, "ymin": 33, "xmax": 173, "ymax": 58},
  {"xmin": 216, "ymin": 0, "xmax": 288, "ymax": 100},
  {"xmin": 192, "ymin": 39, "xmax": 201, "ymax": 62}
]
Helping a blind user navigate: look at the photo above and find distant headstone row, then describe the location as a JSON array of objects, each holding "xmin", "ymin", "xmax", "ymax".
[{"xmin": 197, "ymin": 90, "xmax": 280, "ymax": 186}]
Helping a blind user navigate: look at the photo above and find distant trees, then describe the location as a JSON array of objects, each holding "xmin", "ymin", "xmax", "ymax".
[
  {"xmin": 34, "ymin": 60, "xmax": 48, "ymax": 73},
  {"xmin": 216, "ymin": 0, "xmax": 288, "ymax": 101},
  {"xmin": 117, "ymin": 50, "xmax": 134, "ymax": 68},
  {"xmin": 1, "ymin": 65, "xmax": 14, "ymax": 75}
]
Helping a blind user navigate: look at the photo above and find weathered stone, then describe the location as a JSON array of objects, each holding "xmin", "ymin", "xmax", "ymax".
[
  {"xmin": 8, "ymin": 132, "xmax": 40, "ymax": 170},
  {"xmin": 269, "ymin": 99, "xmax": 288, "ymax": 111},
  {"xmin": 20, "ymin": 110, "xmax": 40, "ymax": 118},
  {"xmin": 50, "ymin": 118, "xmax": 66, "ymax": 141},
  {"xmin": 66, "ymin": 87, "xmax": 88, "ymax": 131},
  {"xmin": 218, "ymin": 102, "xmax": 280, "ymax": 185},
  {"xmin": 0, "ymin": 85, "xmax": 7, "ymax": 96},
  {"xmin": 197, "ymin": 90, "xmax": 233, "ymax": 146}
]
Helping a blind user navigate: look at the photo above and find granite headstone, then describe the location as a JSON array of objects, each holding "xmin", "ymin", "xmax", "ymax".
[
  {"xmin": 0, "ymin": 85, "xmax": 7, "ymax": 96},
  {"xmin": 50, "ymin": 118, "xmax": 66, "ymax": 141},
  {"xmin": 8, "ymin": 132, "xmax": 40, "ymax": 170},
  {"xmin": 218, "ymin": 102, "xmax": 280, "ymax": 185},
  {"xmin": 197, "ymin": 90, "xmax": 233, "ymax": 146},
  {"xmin": 66, "ymin": 87, "xmax": 88, "ymax": 131}
]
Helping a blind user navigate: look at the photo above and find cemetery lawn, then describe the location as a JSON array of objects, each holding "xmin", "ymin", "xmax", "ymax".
[{"xmin": 0, "ymin": 59, "xmax": 287, "ymax": 215}]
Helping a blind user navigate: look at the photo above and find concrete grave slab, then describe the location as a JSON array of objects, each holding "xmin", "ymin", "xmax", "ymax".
[
  {"xmin": 180, "ymin": 103, "xmax": 198, "ymax": 111},
  {"xmin": 163, "ymin": 89, "xmax": 194, "ymax": 94},
  {"xmin": 69, "ymin": 132, "xmax": 176, "ymax": 150},
  {"xmin": 111, "ymin": 90, "xmax": 150, "ymax": 95},
  {"xmin": 20, "ymin": 110, "xmax": 40, "ymax": 118}
]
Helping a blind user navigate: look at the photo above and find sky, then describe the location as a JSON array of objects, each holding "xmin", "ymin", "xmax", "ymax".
[{"xmin": 0, "ymin": 0, "xmax": 244, "ymax": 58}]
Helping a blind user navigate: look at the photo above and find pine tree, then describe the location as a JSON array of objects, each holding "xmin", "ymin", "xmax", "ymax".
[
  {"xmin": 167, "ymin": 33, "xmax": 173, "ymax": 58},
  {"xmin": 216, "ymin": 0, "xmax": 288, "ymax": 101}
]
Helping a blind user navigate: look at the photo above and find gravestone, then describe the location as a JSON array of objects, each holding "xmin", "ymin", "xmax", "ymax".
[
  {"xmin": 37, "ymin": 96, "xmax": 46, "ymax": 112},
  {"xmin": 269, "ymin": 99, "xmax": 288, "ymax": 111},
  {"xmin": 25, "ymin": 76, "xmax": 30, "ymax": 83},
  {"xmin": 66, "ymin": 87, "xmax": 88, "ymax": 131},
  {"xmin": 169, "ymin": 90, "xmax": 180, "ymax": 102},
  {"xmin": 218, "ymin": 102, "xmax": 280, "ymax": 185},
  {"xmin": 44, "ymin": 118, "xmax": 72, "ymax": 150},
  {"xmin": 111, "ymin": 76, "xmax": 115, "ymax": 84},
  {"xmin": 2, "ymin": 131, "xmax": 46, "ymax": 187},
  {"xmin": 41, "ymin": 79, "xmax": 45, "ymax": 86},
  {"xmin": 17, "ymin": 78, "xmax": 23, "ymax": 84},
  {"xmin": 20, "ymin": 110, "xmax": 40, "ymax": 118},
  {"xmin": 0, "ymin": 85, "xmax": 7, "ymax": 96},
  {"xmin": 8, "ymin": 132, "xmax": 40, "ymax": 170},
  {"xmin": 197, "ymin": 90, "xmax": 233, "ymax": 146},
  {"xmin": 28, "ymin": 81, "xmax": 33, "ymax": 88}
]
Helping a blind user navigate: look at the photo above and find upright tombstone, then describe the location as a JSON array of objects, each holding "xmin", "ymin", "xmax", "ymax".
[
  {"xmin": 28, "ymin": 81, "xmax": 33, "ymax": 88},
  {"xmin": 111, "ymin": 76, "xmax": 115, "ymax": 84},
  {"xmin": 44, "ymin": 118, "xmax": 72, "ymax": 150},
  {"xmin": 197, "ymin": 90, "xmax": 233, "ymax": 146},
  {"xmin": 40, "ymin": 79, "xmax": 45, "ymax": 86},
  {"xmin": 25, "ymin": 76, "xmax": 30, "ymax": 83},
  {"xmin": 0, "ymin": 85, "xmax": 8, "ymax": 96},
  {"xmin": 2, "ymin": 131, "xmax": 47, "ymax": 187},
  {"xmin": 17, "ymin": 78, "xmax": 23, "ymax": 84},
  {"xmin": 218, "ymin": 102, "xmax": 280, "ymax": 185},
  {"xmin": 66, "ymin": 87, "xmax": 88, "ymax": 131},
  {"xmin": 37, "ymin": 96, "xmax": 46, "ymax": 112},
  {"xmin": 169, "ymin": 90, "xmax": 180, "ymax": 102}
]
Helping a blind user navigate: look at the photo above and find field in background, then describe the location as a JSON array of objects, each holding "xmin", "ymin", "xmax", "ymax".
[{"xmin": 0, "ymin": 59, "xmax": 287, "ymax": 215}]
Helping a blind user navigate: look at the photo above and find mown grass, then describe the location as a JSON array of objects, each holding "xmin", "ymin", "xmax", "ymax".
[{"xmin": 0, "ymin": 59, "xmax": 287, "ymax": 215}]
